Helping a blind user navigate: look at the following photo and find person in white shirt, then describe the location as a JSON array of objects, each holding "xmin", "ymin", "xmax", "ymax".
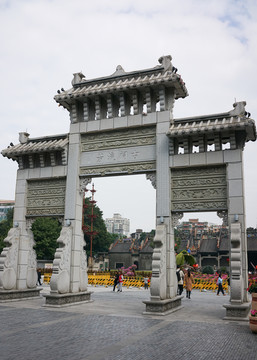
[{"xmin": 176, "ymin": 265, "xmax": 184, "ymax": 295}]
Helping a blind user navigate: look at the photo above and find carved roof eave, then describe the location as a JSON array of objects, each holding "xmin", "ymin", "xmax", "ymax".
[
  {"xmin": 54, "ymin": 69, "xmax": 188, "ymax": 109},
  {"xmin": 167, "ymin": 115, "xmax": 256, "ymax": 142},
  {"xmin": 1, "ymin": 134, "xmax": 69, "ymax": 160}
]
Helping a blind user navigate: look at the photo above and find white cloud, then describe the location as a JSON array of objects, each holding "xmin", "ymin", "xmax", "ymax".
[{"xmin": 0, "ymin": 0, "xmax": 256, "ymax": 231}]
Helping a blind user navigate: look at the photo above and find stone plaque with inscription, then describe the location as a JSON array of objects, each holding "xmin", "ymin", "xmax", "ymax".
[{"xmin": 80, "ymin": 127, "xmax": 156, "ymax": 176}]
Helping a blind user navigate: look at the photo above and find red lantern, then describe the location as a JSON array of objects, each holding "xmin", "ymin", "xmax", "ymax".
[{"xmin": 226, "ymin": 258, "xmax": 230, "ymax": 262}]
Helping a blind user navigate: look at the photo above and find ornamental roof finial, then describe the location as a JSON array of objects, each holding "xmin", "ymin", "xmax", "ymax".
[{"xmin": 158, "ymin": 55, "xmax": 172, "ymax": 71}]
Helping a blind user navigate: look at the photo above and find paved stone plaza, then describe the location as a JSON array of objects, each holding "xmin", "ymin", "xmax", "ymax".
[{"xmin": 0, "ymin": 285, "xmax": 256, "ymax": 360}]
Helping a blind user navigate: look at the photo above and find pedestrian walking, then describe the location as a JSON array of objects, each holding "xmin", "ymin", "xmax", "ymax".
[
  {"xmin": 217, "ymin": 273, "xmax": 225, "ymax": 296},
  {"xmin": 37, "ymin": 270, "xmax": 42, "ymax": 286},
  {"xmin": 144, "ymin": 276, "xmax": 149, "ymax": 289},
  {"xmin": 176, "ymin": 265, "xmax": 184, "ymax": 295},
  {"xmin": 118, "ymin": 272, "xmax": 123, "ymax": 292},
  {"xmin": 113, "ymin": 271, "xmax": 119, "ymax": 292},
  {"xmin": 184, "ymin": 269, "xmax": 194, "ymax": 299},
  {"xmin": 227, "ymin": 275, "xmax": 230, "ymax": 295}
]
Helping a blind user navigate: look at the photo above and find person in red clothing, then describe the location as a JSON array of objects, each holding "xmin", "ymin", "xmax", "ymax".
[
  {"xmin": 113, "ymin": 271, "xmax": 119, "ymax": 292},
  {"xmin": 118, "ymin": 271, "xmax": 123, "ymax": 292}
]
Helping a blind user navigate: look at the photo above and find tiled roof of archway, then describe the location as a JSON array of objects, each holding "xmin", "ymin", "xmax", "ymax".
[
  {"xmin": 1, "ymin": 134, "xmax": 68, "ymax": 160},
  {"xmin": 54, "ymin": 61, "xmax": 188, "ymax": 108},
  {"xmin": 168, "ymin": 102, "xmax": 256, "ymax": 142}
]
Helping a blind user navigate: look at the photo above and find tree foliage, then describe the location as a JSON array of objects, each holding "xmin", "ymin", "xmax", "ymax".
[
  {"xmin": 0, "ymin": 208, "xmax": 14, "ymax": 253},
  {"xmin": 247, "ymin": 227, "xmax": 257, "ymax": 236},
  {"xmin": 174, "ymin": 228, "xmax": 181, "ymax": 253},
  {"xmin": 83, "ymin": 197, "xmax": 116, "ymax": 256},
  {"xmin": 31, "ymin": 217, "xmax": 61, "ymax": 260},
  {"xmin": 202, "ymin": 265, "xmax": 214, "ymax": 274},
  {"xmin": 139, "ymin": 232, "xmax": 147, "ymax": 241},
  {"xmin": 176, "ymin": 250, "xmax": 196, "ymax": 266},
  {"xmin": 0, "ymin": 197, "xmax": 116, "ymax": 260},
  {"xmin": 0, "ymin": 210, "xmax": 61, "ymax": 260}
]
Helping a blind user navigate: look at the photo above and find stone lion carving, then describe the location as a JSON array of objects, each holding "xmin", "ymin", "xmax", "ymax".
[
  {"xmin": 0, "ymin": 227, "xmax": 20, "ymax": 290},
  {"xmin": 80, "ymin": 237, "xmax": 88, "ymax": 292},
  {"xmin": 26, "ymin": 229, "xmax": 37, "ymax": 289},
  {"xmin": 150, "ymin": 224, "xmax": 167, "ymax": 300},
  {"xmin": 50, "ymin": 226, "xmax": 72, "ymax": 294}
]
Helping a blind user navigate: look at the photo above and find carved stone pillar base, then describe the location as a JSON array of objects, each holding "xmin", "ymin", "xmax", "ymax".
[
  {"xmin": 223, "ymin": 302, "xmax": 251, "ymax": 321},
  {"xmin": 0, "ymin": 287, "xmax": 42, "ymax": 302},
  {"xmin": 143, "ymin": 295, "xmax": 183, "ymax": 316},
  {"xmin": 43, "ymin": 291, "xmax": 92, "ymax": 307}
]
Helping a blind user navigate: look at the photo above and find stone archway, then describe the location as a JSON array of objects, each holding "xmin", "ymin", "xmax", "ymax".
[{"xmin": 1, "ymin": 56, "xmax": 256, "ymax": 318}]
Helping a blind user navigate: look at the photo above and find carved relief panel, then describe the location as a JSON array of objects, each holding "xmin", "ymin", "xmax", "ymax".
[
  {"xmin": 81, "ymin": 126, "xmax": 156, "ymax": 151},
  {"xmin": 80, "ymin": 126, "xmax": 156, "ymax": 176},
  {"xmin": 27, "ymin": 178, "xmax": 66, "ymax": 216},
  {"xmin": 171, "ymin": 166, "xmax": 227, "ymax": 212}
]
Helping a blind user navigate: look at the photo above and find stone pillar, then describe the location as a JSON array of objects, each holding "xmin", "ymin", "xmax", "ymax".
[
  {"xmin": 44, "ymin": 131, "xmax": 91, "ymax": 306},
  {"xmin": 226, "ymin": 153, "xmax": 248, "ymax": 302},
  {"xmin": 223, "ymin": 151, "xmax": 250, "ymax": 319},
  {"xmin": 0, "ymin": 170, "xmax": 39, "ymax": 301},
  {"xmin": 223, "ymin": 221, "xmax": 250, "ymax": 320},
  {"xmin": 150, "ymin": 224, "xmax": 167, "ymax": 300},
  {"xmin": 144, "ymin": 109, "xmax": 182, "ymax": 315}
]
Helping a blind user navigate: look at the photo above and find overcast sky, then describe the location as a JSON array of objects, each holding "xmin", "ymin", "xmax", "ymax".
[{"xmin": 0, "ymin": 0, "xmax": 256, "ymax": 232}]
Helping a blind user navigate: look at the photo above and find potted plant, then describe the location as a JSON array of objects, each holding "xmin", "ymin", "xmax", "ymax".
[
  {"xmin": 248, "ymin": 282, "xmax": 257, "ymax": 334},
  {"xmin": 249, "ymin": 309, "xmax": 257, "ymax": 334},
  {"xmin": 248, "ymin": 283, "xmax": 257, "ymax": 307}
]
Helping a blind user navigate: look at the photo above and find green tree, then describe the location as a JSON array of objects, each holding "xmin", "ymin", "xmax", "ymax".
[
  {"xmin": 31, "ymin": 217, "xmax": 61, "ymax": 260},
  {"xmin": 140, "ymin": 230, "xmax": 156, "ymax": 243},
  {"xmin": 247, "ymin": 227, "xmax": 257, "ymax": 237},
  {"xmin": 139, "ymin": 232, "xmax": 147, "ymax": 241},
  {"xmin": 107, "ymin": 232, "xmax": 119, "ymax": 243},
  {"xmin": 0, "ymin": 208, "xmax": 14, "ymax": 253},
  {"xmin": 202, "ymin": 265, "xmax": 214, "ymax": 274},
  {"xmin": 147, "ymin": 229, "xmax": 156, "ymax": 248},
  {"xmin": 174, "ymin": 228, "xmax": 181, "ymax": 253},
  {"xmin": 176, "ymin": 250, "xmax": 196, "ymax": 266},
  {"xmin": 83, "ymin": 197, "xmax": 115, "ymax": 256}
]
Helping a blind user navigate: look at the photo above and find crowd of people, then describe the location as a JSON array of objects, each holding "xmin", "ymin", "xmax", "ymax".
[
  {"xmin": 176, "ymin": 265, "xmax": 228, "ymax": 298},
  {"xmin": 113, "ymin": 266, "xmax": 227, "ymax": 298}
]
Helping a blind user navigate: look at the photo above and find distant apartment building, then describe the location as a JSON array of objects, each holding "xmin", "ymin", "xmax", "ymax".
[
  {"xmin": 0, "ymin": 200, "xmax": 15, "ymax": 222},
  {"xmin": 105, "ymin": 213, "xmax": 130, "ymax": 237},
  {"xmin": 177, "ymin": 219, "xmax": 209, "ymax": 238}
]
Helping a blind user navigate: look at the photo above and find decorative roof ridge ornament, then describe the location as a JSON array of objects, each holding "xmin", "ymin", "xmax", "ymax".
[
  {"xmin": 230, "ymin": 101, "xmax": 247, "ymax": 117},
  {"xmin": 111, "ymin": 65, "xmax": 126, "ymax": 77},
  {"xmin": 158, "ymin": 55, "xmax": 173, "ymax": 71},
  {"xmin": 19, "ymin": 132, "xmax": 30, "ymax": 144},
  {"xmin": 71, "ymin": 72, "xmax": 85, "ymax": 86}
]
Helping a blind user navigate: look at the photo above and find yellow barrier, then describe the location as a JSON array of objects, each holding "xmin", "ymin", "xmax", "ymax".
[
  {"xmin": 43, "ymin": 274, "xmax": 51, "ymax": 284},
  {"xmin": 42, "ymin": 273, "xmax": 229, "ymax": 292},
  {"xmin": 88, "ymin": 275, "xmax": 149, "ymax": 288},
  {"xmin": 192, "ymin": 278, "xmax": 229, "ymax": 293}
]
